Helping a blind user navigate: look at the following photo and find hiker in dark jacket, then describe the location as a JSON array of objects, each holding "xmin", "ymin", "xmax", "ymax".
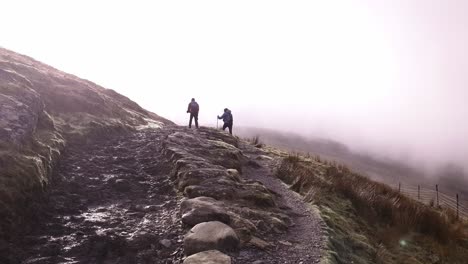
[
  {"xmin": 217, "ymin": 108, "xmax": 233, "ymax": 134},
  {"xmin": 187, "ymin": 98, "xmax": 199, "ymax": 129}
]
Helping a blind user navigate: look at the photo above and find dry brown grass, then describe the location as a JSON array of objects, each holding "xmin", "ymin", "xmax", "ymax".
[
  {"xmin": 248, "ymin": 135, "xmax": 264, "ymax": 148},
  {"xmin": 276, "ymin": 154, "xmax": 468, "ymax": 263}
]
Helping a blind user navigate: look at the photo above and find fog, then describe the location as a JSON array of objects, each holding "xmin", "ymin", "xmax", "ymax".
[{"xmin": 1, "ymin": 1, "xmax": 467, "ymax": 173}]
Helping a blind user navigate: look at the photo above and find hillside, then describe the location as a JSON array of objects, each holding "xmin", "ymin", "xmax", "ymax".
[
  {"xmin": 235, "ymin": 127, "xmax": 424, "ymax": 183},
  {"xmin": 235, "ymin": 127, "xmax": 468, "ymax": 198},
  {"xmin": 1, "ymin": 48, "xmax": 466, "ymax": 264},
  {"xmin": 272, "ymin": 151, "xmax": 468, "ymax": 263},
  {"xmin": 1, "ymin": 49, "xmax": 326, "ymax": 263},
  {"xmin": 240, "ymin": 129, "xmax": 468, "ymax": 263},
  {"xmin": 0, "ymin": 47, "xmax": 172, "ymax": 241}
]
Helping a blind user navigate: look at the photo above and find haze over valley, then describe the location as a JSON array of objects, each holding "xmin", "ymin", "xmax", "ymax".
[{"xmin": 2, "ymin": 1, "xmax": 467, "ymax": 178}]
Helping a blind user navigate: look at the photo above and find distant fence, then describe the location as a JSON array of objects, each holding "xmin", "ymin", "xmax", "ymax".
[{"xmin": 392, "ymin": 183, "xmax": 468, "ymax": 220}]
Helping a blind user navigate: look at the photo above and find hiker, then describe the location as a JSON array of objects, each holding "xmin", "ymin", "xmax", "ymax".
[
  {"xmin": 187, "ymin": 98, "xmax": 199, "ymax": 129},
  {"xmin": 217, "ymin": 108, "xmax": 233, "ymax": 134}
]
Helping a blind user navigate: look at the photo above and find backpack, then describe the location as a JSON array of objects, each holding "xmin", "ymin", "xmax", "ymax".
[
  {"xmin": 191, "ymin": 102, "xmax": 199, "ymax": 113},
  {"xmin": 226, "ymin": 112, "xmax": 233, "ymax": 123}
]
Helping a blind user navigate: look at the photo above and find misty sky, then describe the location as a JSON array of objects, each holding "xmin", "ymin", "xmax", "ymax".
[{"xmin": 1, "ymin": 0, "xmax": 467, "ymax": 170}]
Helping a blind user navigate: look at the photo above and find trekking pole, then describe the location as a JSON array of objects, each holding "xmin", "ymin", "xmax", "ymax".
[{"xmin": 216, "ymin": 117, "xmax": 218, "ymax": 129}]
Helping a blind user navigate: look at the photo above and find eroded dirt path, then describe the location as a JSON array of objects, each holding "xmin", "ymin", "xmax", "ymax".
[
  {"xmin": 8, "ymin": 127, "xmax": 324, "ymax": 264},
  {"xmin": 234, "ymin": 142, "xmax": 325, "ymax": 264},
  {"xmin": 14, "ymin": 129, "xmax": 184, "ymax": 264}
]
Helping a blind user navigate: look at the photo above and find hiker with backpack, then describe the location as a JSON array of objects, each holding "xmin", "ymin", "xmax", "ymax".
[
  {"xmin": 187, "ymin": 98, "xmax": 199, "ymax": 129},
  {"xmin": 217, "ymin": 108, "xmax": 233, "ymax": 134}
]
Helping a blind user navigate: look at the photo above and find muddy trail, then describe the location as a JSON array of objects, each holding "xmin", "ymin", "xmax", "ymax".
[
  {"xmin": 9, "ymin": 129, "xmax": 184, "ymax": 264},
  {"xmin": 5, "ymin": 127, "xmax": 325, "ymax": 264}
]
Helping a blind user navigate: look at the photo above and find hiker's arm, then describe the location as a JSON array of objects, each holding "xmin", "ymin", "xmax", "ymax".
[{"xmin": 218, "ymin": 113, "xmax": 225, "ymax": 119}]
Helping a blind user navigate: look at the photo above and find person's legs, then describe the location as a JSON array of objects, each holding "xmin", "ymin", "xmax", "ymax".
[
  {"xmin": 194, "ymin": 112, "xmax": 199, "ymax": 128},
  {"xmin": 222, "ymin": 123, "xmax": 228, "ymax": 131},
  {"xmin": 228, "ymin": 122, "xmax": 233, "ymax": 134},
  {"xmin": 189, "ymin": 114, "xmax": 194, "ymax": 128}
]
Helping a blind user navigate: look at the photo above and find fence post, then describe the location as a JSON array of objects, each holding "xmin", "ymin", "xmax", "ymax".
[
  {"xmin": 418, "ymin": 185, "xmax": 420, "ymax": 200},
  {"xmin": 436, "ymin": 184, "xmax": 439, "ymax": 207},
  {"xmin": 398, "ymin": 182, "xmax": 401, "ymax": 193},
  {"xmin": 456, "ymin": 194, "xmax": 459, "ymax": 220}
]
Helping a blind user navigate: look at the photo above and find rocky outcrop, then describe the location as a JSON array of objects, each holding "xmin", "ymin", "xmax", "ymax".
[
  {"xmin": 164, "ymin": 130, "xmax": 276, "ymax": 208},
  {"xmin": 0, "ymin": 47, "xmax": 173, "ymax": 239},
  {"xmin": 161, "ymin": 127, "xmax": 297, "ymax": 260}
]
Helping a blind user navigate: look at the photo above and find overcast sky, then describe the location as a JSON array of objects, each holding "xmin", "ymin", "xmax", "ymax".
[{"xmin": 1, "ymin": 0, "xmax": 467, "ymax": 170}]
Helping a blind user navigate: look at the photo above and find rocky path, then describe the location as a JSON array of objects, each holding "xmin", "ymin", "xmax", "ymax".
[
  {"xmin": 11, "ymin": 129, "xmax": 184, "ymax": 264},
  {"xmin": 6, "ymin": 127, "xmax": 324, "ymax": 264},
  {"xmin": 233, "ymin": 142, "xmax": 325, "ymax": 264}
]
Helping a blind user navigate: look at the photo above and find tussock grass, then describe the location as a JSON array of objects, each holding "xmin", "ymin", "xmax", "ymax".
[
  {"xmin": 248, "ymin": 135, "xmax": 264, "ymax": 148},
  {"xmin": 276, "ymin": 154, "xmax": 468, "ymax": 263}
]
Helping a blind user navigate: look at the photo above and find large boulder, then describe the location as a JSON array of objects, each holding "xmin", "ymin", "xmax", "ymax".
[
  {"xmin": 183, "ymin": 250, "xmax": 231, "ymax": 264},
  {"xmin": 184, "ymin": 221, "xmax": 240, "ymax": 256},
  {"xmin": 181, "ymin": 197, "xmax": 230, "ymax": 226}
]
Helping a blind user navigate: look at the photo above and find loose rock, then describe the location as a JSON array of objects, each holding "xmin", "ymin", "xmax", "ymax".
[
  {"xmin": 184, "ymin": 221, "xmax": 240, "ymax": 256},
  {"xmin": 181, "ymin": 197, "xmax": 230, "ymax": 226},
  {"xmin": 160, "ymin": 239, "xmax": 172, "ymax": 248},
  {"xmin": 183, "ymin": 250, "xmax": 231, "ymax": 264}
]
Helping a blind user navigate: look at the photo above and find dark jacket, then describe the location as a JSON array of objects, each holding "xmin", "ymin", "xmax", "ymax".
[
  {"xmin": 218, "ymin": 110, "xmax": 233, "ymax": 123},
  {"xmin": 187, "ymin": 101, "xmax": 199, "ymax": 113}
]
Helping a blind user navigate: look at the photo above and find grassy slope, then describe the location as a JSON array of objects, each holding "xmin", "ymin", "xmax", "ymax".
[
  {"xmin": 237, "ymin": 127, "xmax": 468, "ymax": 198},
  {"xmin": 261, "ymin": 145, "xmax": 468, "ymax": 264}
]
